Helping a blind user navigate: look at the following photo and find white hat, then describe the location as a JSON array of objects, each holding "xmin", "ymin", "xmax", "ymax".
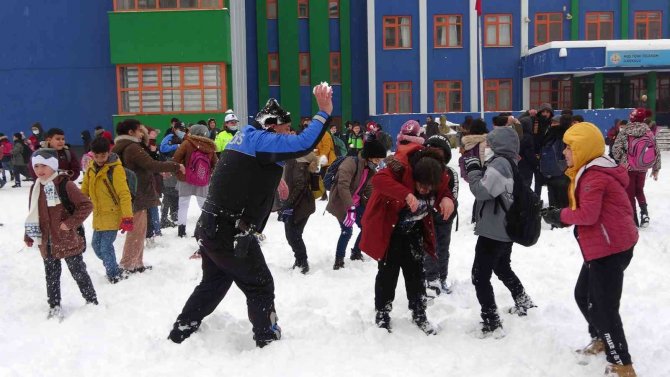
[{"xmin": 224, "ymin": 113, "xmax": 239, "ymax": 123}]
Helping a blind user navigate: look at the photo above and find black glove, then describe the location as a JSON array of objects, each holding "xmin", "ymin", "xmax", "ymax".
[
  {"xmin": 277, "ymin": 208, "xmax": 293, "ymax": 223},
  {"xmin": 233, "ymin": 220, "xmax": 257, "ymax": 258},
  {"xmin": 541, "ymin": 207, "xmax": 566, "ymax": 228},
  {"xmin": 463, "ymin": 156, "xmax": 482, "ymax": 174}
]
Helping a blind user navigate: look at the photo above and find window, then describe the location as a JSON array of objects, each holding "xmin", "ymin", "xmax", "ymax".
[
  {"xmin": 298, "ymin": 0, "xmax": 309, "ymax": 18},
  {"xmin": 484, "ymin": 79, "xmax": 512, "ymax": 111},
  {"xmin": 434, "ymin": 81, "xmax": 462, "ymax": 112},
  {"xmin": 635, "ymin": 11, "xmax": 662, "ymax": 39},
  {"xmin": 434, "ymin": 15, "xmax": 462, "ymax": 48},
  {"xmin": 484, "ymin": 14, "xmax": 512, "ymax": 46},
  {"xmin": 117, "ymin": 63, "xmax": 227, "ymax": 114},
  {"xmin": 330, "ymin": 52, "xmax": 341, "ymax": 84},
  {"xmin": 329, "ymin": 0, "xmax": 339, "ymax": 18},
  {"xmin": 299, "ymin": 53, "xmax": 310, "ymax": 86},
  {"xmin": 383, "ymin": 16, "xmax": 412, "ymax": 49},
  {"xmin": 383, "ymin": 82, "xmax": 412, "ymax": 113},
  {"xmin": 267, "ymin": 0, "xmax": 277, "ymax": 19},
  {"xmin": 585, "ymin": 12, "xmax": 613, "ymax": 40},
  {"xmin": 113, "ymin": 0, "xmax": 222, "ymax": 11},
  {"xmin": 268, "ymin": 53, "xmax": 280, "ymax": 86},
  {"xmin": 535, "ymin": 13, "xmax": 563, "ymax": 45},
  {"xmin": 529, "ymin": 78, "xmax": 571, "ymax": 110}
]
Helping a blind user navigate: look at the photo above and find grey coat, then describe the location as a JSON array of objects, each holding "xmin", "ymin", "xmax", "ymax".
[{"xmin": 468, "ymin": 127, "xmax": 519, "ymax": 242}]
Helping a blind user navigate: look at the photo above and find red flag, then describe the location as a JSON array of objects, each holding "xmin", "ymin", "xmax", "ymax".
[{"xmin": 475, "ymin": 0, "xmax": 482, "ymax": 16}]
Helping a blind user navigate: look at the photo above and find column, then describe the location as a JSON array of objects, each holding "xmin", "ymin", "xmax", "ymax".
[
  {"xmin": 419, "ymin": 0, "xmax": 428, "ymax": 113},
  {"xmin": 278, "ymin": 0, "xmax": 300, "ymax": 121},
  {"xmin": 309, "ymin": 0, "xmax": 330, "ymax": 113},
  {"xmin": 367, "ymin": 0, "xmax": 376, "ymax": 115}
]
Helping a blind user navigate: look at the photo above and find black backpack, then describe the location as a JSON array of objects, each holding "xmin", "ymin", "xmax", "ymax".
[
  {"xmin": 58, "ymin": 179, "xmax": 87, "ymax": 252},
  {"xmin": 497, "ymin": 156, "xmax": 543, "ymax": 247}
]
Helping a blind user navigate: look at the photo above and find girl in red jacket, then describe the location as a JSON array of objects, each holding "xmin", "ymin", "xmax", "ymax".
[{"xmin": 542, "ymin": 122, "xmax": 638, "ymax": 377}]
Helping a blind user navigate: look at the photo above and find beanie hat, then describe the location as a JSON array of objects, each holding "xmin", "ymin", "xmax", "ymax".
[
  {"xmin": 361, "ymin": 139, "xmax": 387, "ymax": 159},
  {"xmin": 366, "ymin": 121, "xmax": 378, "ymax": 133},
  {"xmin": 255, "ymin": 98, "xmax": 291, "ymax": 128},
  {"xmin": 31, "ymin": 148, "xmax": 59, "ymax": 171},
  {"xmin": 224, "ymin": 113, "xmax": 239, "ymax": 123},
  {"xmin": 400, "ymin": 120, "xmax": 420, "ymax": 136},
  {"xmin": 629, "ymin": 107, "xmax": 652, "ymax": 123},
  {"xmin": 189, "ymin": 124, "xmax": 209, "ymax": 137},
  {"xmin": 425, "ymin": 135, "xmax": 452, "ymax": 164}
]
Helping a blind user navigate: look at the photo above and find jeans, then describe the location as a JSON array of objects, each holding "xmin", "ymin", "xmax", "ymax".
[
  {"xmin": 44, "ymin": 253, "xmax": 97, "ymax": 307},
  {"xmin": 161, "ymin": 187, "xmax": 179, "ymax": 223},
  {"xmin": 92, "ymin": 230, "xmax": 121, "ymax": 278},
  {"xmin": 12, "ymin": 166, "xmax": 29, "ymax": 186},
  {"xmin": 146, "ymin": 206, "xmax": 161, "ymax": 238},
  {"xmin": 335, "ymin": 205, "xmax": 365, "ymax": 259},
  {"xmin": 424, "ymin": 214, "xmax": 453, "ymax": 282},
  {"xmin": 0, "ymin": 158, "xmax": 11, "ymax": 183}
]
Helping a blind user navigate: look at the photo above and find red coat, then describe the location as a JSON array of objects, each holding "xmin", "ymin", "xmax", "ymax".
[
  {"xmin": 360, "ymin": 144, "xmax": 454, "ymax": 261},
  {"xmin": 560, "ymin": 162, "xmax": 638, "ymax": 262}
]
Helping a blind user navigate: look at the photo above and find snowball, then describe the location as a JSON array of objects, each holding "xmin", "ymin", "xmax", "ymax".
[{"xmin": 313, "ymin": 81, "xmax": 333, "ymax": 95}]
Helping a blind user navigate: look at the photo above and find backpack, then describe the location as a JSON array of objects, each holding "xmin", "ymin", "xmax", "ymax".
[
  {"xmin": 539, "ymin": 139, "xmax": 567, "ymax": 178},
  {"xmin": 458, "ymin": 143, "xmax": 480, "ymax": 182},
  {"xmin": 57, "ymin": 179, "xmax": 86, "ymax": 252},
  {"xmin": 496, "ymin": 157, "xmax": 543, "ymax": 247},
  {"xmin": 107, "ymin": 166, "xmax": 138, "ymax": 199},
  {"xmin": 323, "ymin": 156, "xmax": 358, "ymax": 191},
  {"xmin": 626, "ymin": 131, "xmax": 657, "ymax": 171},
  {"xmin": 332, "ymin": 135, "xmax": 348, "ymax": 157},
  {"xmin": 185, "ymin": 149, "xmax": 212, "ymax": 186}
]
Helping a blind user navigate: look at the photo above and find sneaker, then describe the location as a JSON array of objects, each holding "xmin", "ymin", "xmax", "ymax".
[
  {"xmin": 375, "ymin": 311, "xmax": 392, "ymax": 332},
  {"xmin": 508, "ymin": 293, "xmax": 537, "ymax": 317},
  {"xmin": 604, "ymin": 363, "xmax": 637, "ymax": 377},
  {"xmin": 129, "ymin": 265, "xmax": 153, "ymax": 274},
  {"xmin": 47, "ymin": 305, "xmax": 64, "ymax": 321},
  {"xmin": 11, "ymin": 184, "xmax": 21, "ymax": 188},
  {"xmin": 576, "ymin": 337, "xmax": 605, "ymax": 356},
  {"xmin": 426, "ymin": 279, "xmax": 441, "ymax": 299},
  {"xmin": 167, "ymin": 320, "xmax": 201, "ymax": 344},
  {"xmin": 333, "ymin": 257, "xmax": 345, "ymax": 270},
  {"xmin": 412, "ymin": 311, "xmax": 438, "ymax": 335},
  {"xmin": 108, "ymin": 271, "xmax": 129, "ymax": 284},
  {"xmin": 292, "ymin": 259, "xmax": 309, "ymax": 274},
  {"xmin": 440, "ymin": 279, "xmax": 452, "ymax": 294}
]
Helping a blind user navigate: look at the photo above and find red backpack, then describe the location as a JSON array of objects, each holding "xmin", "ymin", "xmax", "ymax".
[
  {"xmin": 626, "ymin": 131, "xmax": 657, "ymax": 171},
  {"xmin": 185, "ymin": 149, "xmax": 212, "ymax": 186}
]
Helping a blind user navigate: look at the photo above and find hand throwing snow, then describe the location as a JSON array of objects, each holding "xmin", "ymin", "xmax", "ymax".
[
  {"xmin": 314, "ymin": 83, "xmax": 333, "ymax": 115},
  {"xmin": 406, "ymin": 193, "xmax": 419, "ymax": 212},
  {"xmin": 439, "ymin": 197, "xmax": 455, "ymax": 221}
]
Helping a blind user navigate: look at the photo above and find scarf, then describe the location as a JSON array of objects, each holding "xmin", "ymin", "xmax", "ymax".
[{"xmin": 25, "ymin": 172, "xmax": 60, "ymax": 246}]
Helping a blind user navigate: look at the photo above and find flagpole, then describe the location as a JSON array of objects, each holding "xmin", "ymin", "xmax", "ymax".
[{"xmin": 478, "ymin": 15, "xmax": 484, "ymax": 119}]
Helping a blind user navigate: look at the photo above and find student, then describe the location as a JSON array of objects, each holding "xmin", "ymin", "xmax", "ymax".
[
  {"xmin": 28, "ymin": 128, "xmax": 81, "ymax": 181},
  {"xmin": 360, "ymin": 143, "xmax": 455, "ymax": 335},
  {"xmin": 10, "ymin": 133, "xmax": 31, "ymax": 187},
  {"xmin": 81, "ymin": 137, "xmax": 134, "ymax": 283},
  {"xmin": 347, "ymin": 123, "xmax": 365, "ymax": 156},
  {"xmin": 542, "ymin": 122, "xmax": 638, "ymax": 377},
  {"xmin": 24, "ymin": 149, "xmax": 96, "ymax": 320},
  {"xmin": 214, "ymin": 112, "xmax": 240, "ymax": 153}
]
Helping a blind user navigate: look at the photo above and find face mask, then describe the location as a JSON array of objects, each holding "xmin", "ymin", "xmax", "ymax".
[
  {"xmin": 367, "ymin": 161, "xmax": 378, "ymax": 170},
  {"xmin": 175, "ymin": 130, "xmax": 185, "ymax": 139},
  {"xmin": 484, "ymin": 147, "xmax": 494, "ymax": 161},
  {"xmin": 228, "ymin": 126, "xmax": 239, "ymax": 131},
  {"xmin": 32, "ymin": 129, "xmax": 40, "ymax": 135}
]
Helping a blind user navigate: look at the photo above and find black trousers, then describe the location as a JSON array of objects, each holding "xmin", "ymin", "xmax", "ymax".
[
  {"xmin": 44, "ymin": 254, "xmax": 97, "ymax": 308},
  {"xmin": 375, "ymin": 224, "xmax": 426, "ymax": 314},
  {"xmin": 423, "ymin": 214, "xmax": 453, "ymax": 282},
  {"xmin": 161, "ymin": 187, "xmax": 179, "ymax": 223},
  {"xmin": 575, "ymin": 248, "xmax": 634, "ymax": 365},
  {"xmin": 472, "ymin": 236, "xmax": 526, "ymax": 320},
  {"xmin": 546, "ymin": 175, "xmax": 570, "ymax": 208},
  {"xmin": 284, "ymin": 216, "xmax": 309, "ymax": 262},
  {"xmin": 533, "ymin": 168, "xmax": 546, "ymax": 197},
  {"xmin": 177, "ymin": 219, "xmax": 278, "ymax": 343}
]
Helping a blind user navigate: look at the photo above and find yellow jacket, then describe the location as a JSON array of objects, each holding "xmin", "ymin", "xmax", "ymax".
[
  {"xmin": 80, "ymin": 154, "xmax": 134, "ymax": 231},
  {"xmin": 315, "ymin": 132, "xmax": 337, "ymax": 166}
]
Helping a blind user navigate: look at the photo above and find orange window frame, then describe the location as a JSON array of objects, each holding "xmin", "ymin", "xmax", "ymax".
[
  {"xmin": 383, "ymin": 81, "xmax": 413, "ymax": 114},
  {"xmin": 116, "ymin": 63, "xmax": 227, "ymax": 115},
  {"xmin": 267, "ymin": 0, "xmax": 277, "ymax": 19},
  {"xmin": 268, "ymin": 53, "xmax": 280, "ymax": 86},
  {"xmin": 434, "ymin": 81, "xmax": 462, "ymax": 112},
  {"xmin": 484, "ymin": 14, "xmax": 513, "ymax": 46},
  {"xmin": 299, "ymin": 53, "xmax": 311, "ymax": 86},
  {"xmin": 634, "ymin": 11, "xmax": 662, "ymax": 39},
  {"xmin": 484, "ymin": 79, "xmax": 512, "ymax": 111},
  {"xmin": 585, "ymin": 12, "xmax": 614, "ymax": 40},
  {"xmin": 298, "ymin": 0, "xmax": 309, "ymax": 18},
  {"xmin": 383, "ymin": 16, "xmax": 412, "ymax": 49},
  {"xmin": 534, "ymin": 13, "xmax": 563, "ymax": 45},
  {"xmin": 329, "ymin": 0, "xmax": 339, "ymax": 18},
  {"xmin": 433, "ymin": 15, "xmax": 462, "ymax": 48},
  {"xmin": 330, "ymin": 52, "xmax": 341, "ymax": 84},
  {"xmin": 113, "ymin": 0, "xmax": 223, "ymax": 11}
]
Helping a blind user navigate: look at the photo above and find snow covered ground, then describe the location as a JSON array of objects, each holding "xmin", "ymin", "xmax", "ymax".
[{"xmin": 1, "ymin": 154, "xmax": 669, "ymax": 377}]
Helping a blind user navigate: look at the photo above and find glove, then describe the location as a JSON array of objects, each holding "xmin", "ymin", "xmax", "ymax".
[
  {"xmin": 541, "ymin": 207, "xmax": 566, "ymax": 228},
  {"xmin": 233, "ymin": 220, "xmax": 256, "ymax": 258},
  {"xmin": 343, "ymin": 206, "xmax": 356, "ymax": 228},
  {"xmin": 463, "ymin": 156, "xmax": 482, "ymax": 174},
  {"xmin": 319, "ymin": 155, "xmax": 328, "ymax": 166},
  {"xmin": 278, "ymin": 208, "xmax": 294, "ymax": 223},
  {"xmin": 120, "ymin": 218, "xmax": 134, "ymax": 233}
]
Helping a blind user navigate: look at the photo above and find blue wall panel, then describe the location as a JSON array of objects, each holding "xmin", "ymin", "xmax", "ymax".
[
  {"xmin": 330, "ymin": 20, "xmax": 341, "ymax": 52},
  {"xmin": 332, "ymin": 86, "xmax": 342, "ymax": 117},
  {"xmin": 350, "ymin": 0, "xmax": 369, "ymax": 123},
  {"xmin": 268, "ymin": 20, "xmax": 279, "ymax": 53},
  {"xmin": 269, "ymin": 87, "xmax": 281, "ymax": 103},
  {"xmin": 580, "ymin": 0, "xmax": 621, "ymax": 40},
  {"xmin": 300, "ymin": 86, "xmax": 312, "ymax": 118},
  {"xmin": 0, "ymin": 1, "xmax": 116, "ymax": 145},
  {"xmin": 246, "ymin": 0, "xmax": 259, "ymax": 116},
  {"xmin": 299, "ymin": 19, "xmax": 310, "ymax": 52}
]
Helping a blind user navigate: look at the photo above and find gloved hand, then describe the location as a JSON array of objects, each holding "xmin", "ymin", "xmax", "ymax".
[
  {"xmin": 463, "ymin": 156, "xmax": 482, "ymax": 174},
  {"xmin": 120, "ymin": 218, "xmax": 134, "ymax": 233},
  {"xmin": 343, "ymin": 206, "xmax": 356, "ymax": 228},
  {"xmin": 233, "ymin": 220, "xmax": 256, "ymax": 258},
  {"xmin": 319, "ymin": 155, "xmax": 328, "ymax": 166},
  {"xmin": 278, "ymin": 208, "xmax": 294, "ymax": 223},
  {"xmin": 541, "ymin": 207, "xmax": 566, "ymax": 228}
]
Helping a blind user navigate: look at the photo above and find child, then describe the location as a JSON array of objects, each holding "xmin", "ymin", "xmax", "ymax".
[
  {"xmin": 360, "ymin": 143, "xmax": 455, "ymax": 335},
  {"xmin": 463, "ymin": 126, "xmax": 535, "ymax": 336},
  {"xmin": 81, "ymin": 137, "xmax": 134, "ymax": 283},
  {"xmin": 11, "ymin": 133, "xmax": 31, "ymax": 187},
  {"xmin": 24, "ymin": 149, "xmax": 97, "ymax": 319},
  {"xmin": 542, "ymin": 122, "xmax": 638, "ymax": 377},
  {"xmin": 29, "ymin": 128, "xmax": 81, "ymax": 181}
]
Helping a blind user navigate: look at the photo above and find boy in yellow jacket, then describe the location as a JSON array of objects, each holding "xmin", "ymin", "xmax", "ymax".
[{"xmin": 81, "ymin": 137, "xmax": 134, "ymax": 283}]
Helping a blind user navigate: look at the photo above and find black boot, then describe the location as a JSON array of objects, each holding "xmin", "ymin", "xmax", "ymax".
[
  {"xmin": 412, "ymin": 311, "xmax": 437, "ymax": 335},
  {"xmin": 178, "ymin": 225, "xmax": 186, "ymax": 238},
  {"xmin": 350, "ymin": 249, "xmax": 365, "ymax": 261},
  {"xmin": 640, "ymin": 203, "xmax": 650, "ymax": 228},
  {"xmin": 161, "ymin": 219, "xmax": 176, "ymax": 229},
  {"xmin": 167, "ymin": 319, "xmax": 201, "ymax": 344},
  {"xmin": 292, "ymin": 259, "xmax": 310, "ymax": 274},
  {"xmin": 508, "ymin": 292, "xmax": 537, "ymax": 316},
  {"xmin": 481, "ymin": 310, "xmax": 503, "ymax": 335},
  {"xmin": 375, "ymin": 310, "xmax": 392, "ymax": 332},
  {"xmin": 333, "ymin": 257, "xmax": 344, "ymax": 270}
]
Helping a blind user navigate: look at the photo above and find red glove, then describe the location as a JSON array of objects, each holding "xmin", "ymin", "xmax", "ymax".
[{"xmin": 120, "ymin": 218, "xmax": 134, "ymax": 233}]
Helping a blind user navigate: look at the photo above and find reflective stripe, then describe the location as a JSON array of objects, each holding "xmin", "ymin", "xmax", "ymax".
[{"xmin": 312, "ymin": 114, "xmax": 327, "ymax": 124}]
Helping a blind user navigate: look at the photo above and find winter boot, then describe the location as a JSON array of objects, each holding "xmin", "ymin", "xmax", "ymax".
[
  {"xmin": 425, "ymin": 279, "xmax": 442, "ymax": 299},
  {"xmin": 178, "ymin": 225, "xmax": 186, "ymax": 238},
  {"xmin": 168, "ymin": 319, "xmax": 201, "ymax": 344},
  {"xmin": 440, "ymin": 278, "xmax": 452, "ymax": 294},
  {"xmin": 575, "ymin": 337, "xmax": 605, "ymax": 355},
  {"xmin": 333, "ymin": 257, "xmax": 345, "ymax": 270},
  {"xmin": 47, "ymin": 305, "xmax": 63, "ymax": 321},
  {"xmin": 508, "ymin": 292, "xmax": 537, "ymax": 316},
  {"xmin": 639, "ymin": 203, "xmax": 649, "ymax": 228},
  {"xmin": 605, "ymin": 364, "xmax": 637, "ymax": 377},
  {"xmin": 255, "ymin": 312, "xmax": 282, "ymax": 348},
  {"xmin": 292, "ymin": 259, "xmax": 310, "ymax": 274},
  {"xmin": 375, "ymin": 310, "xmax": 392, "ymax": 332},
  {"xmin": 350, "ymin": 250, "xmax": 365, "ymax": 261},
  {"xmin": 480, "ymin": 311, "xmax": 503, "ymax": 335},
  {"xmin": 412, "ymin": 311, "xmax": 438, "ymax": 335},
  {"xmin": 161, "ymin": 218, "xmax": 177, "ymax": 229}
]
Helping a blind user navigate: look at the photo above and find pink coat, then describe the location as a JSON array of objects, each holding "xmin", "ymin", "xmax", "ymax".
[{"xmin": 560, "ymin": 159, "xmax": 638, "ymax": 262}]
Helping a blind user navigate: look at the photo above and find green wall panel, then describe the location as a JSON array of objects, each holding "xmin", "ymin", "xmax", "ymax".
[
  {"xmin": 647, "ymin": 71, "xmax": 657, "ymax": 118},
  {"xmin": 621, "ymin": 0, "xmax": 629, "ymax": 39},
  {"xmin": 256, "ymin": 0, "xmax": 270, "ymax": 108},
  {"xmin": 109, "ymin": 10, "xmax": 231, "ymax": 64},
  {"xmin": 570, "ymin": 0, "xmax": 579, "ymax": 40},
  {"xmin": 340, "ymin": 0, "xmax": 352, "ymax": 124},
  {"xmin": 309, "ymin": 0, "xmax": 330, "ymax": 114},
  {"xmin": 278, "ymin": 0, "xmax": 300, "ymax": 124},
  {"xmin": 113, "ymin": 113, "xmax": 226, "ymax": 142}
]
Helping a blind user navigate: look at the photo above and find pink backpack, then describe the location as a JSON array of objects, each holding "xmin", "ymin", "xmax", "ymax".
[
  {"xmin": 185, "ymin": 149, "xmax": 212, "ymax": 186},
  {"xmin": 626, "ymin": 131, "xmax": 657, "ymax": 171}
]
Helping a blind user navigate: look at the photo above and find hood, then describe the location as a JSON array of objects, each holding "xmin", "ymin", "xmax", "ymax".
[
  {"xmin": 392, "ymin": 143, "xmax": 424, "ymax": 171},
  {"xmin": 186, "ymin": 134, "xmax": 217, "ymax": 153},
  {"xmin": 538, "ymin": 103, "xmax": 554, "ymax": 115},
  {"xmin": 486, "ymin": 127, "xmax": 519, "ymax": 159},
  {"xmin": 580, "ymin": 157, "xmax": 629, "ymax": 190},
  {"xmin": 88, "ymin": 152, "xmax": 121, "ymax": 171},
  {"xmin": 620, "ymin": 121, "xmax": 651, "ymax": 138},
  {"xmin": 461, "ymin": 134, "xmax": 488, "ymax": 151},
  {"xmin": 396, "ymin": 133, "xmax": 425, "ymax": 147},
  {"xmin": 519, "ymin": 116, "xmax": 533, "ymax": 135},
  {"xmin": 563, "ymin": 122, "xmax": 606, "ymax": 209}
]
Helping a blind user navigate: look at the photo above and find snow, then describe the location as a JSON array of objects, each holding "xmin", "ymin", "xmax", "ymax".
[
  {"xmin": 528, "ymin": 39, "xmax": 670, "ymax": 55},
  {"xmin": 1, "ymin": 154, "xmax": 670, "ymax": 377}
]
